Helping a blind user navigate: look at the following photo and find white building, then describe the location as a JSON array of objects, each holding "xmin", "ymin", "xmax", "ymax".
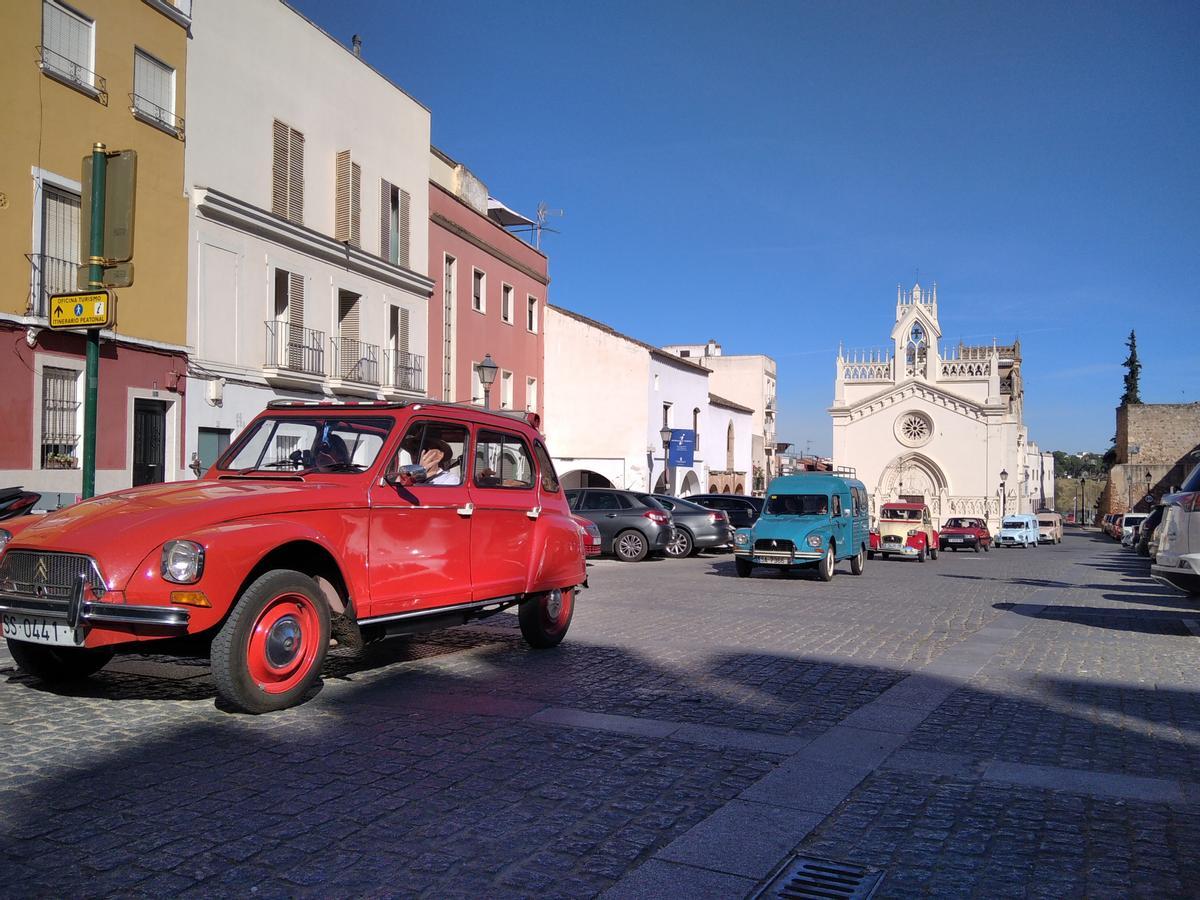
[
  {"xmin": 183, "ymin": 1, "xmax": 433, "ymax": 472},
  {"xmin": 543, "ymin": 306, "xmax": 753, "ymax": 495},
  {"xmin": 661, "ymin": 340, "xmax": 777, "ymax": 493},
  {"xmin": 829, "ymin": 283, "xmax": 1048, "ymax": 528}
]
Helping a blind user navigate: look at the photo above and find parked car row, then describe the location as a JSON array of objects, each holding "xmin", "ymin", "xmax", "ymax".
[{"xmin": 1150, "ymin": 462, "xmax": 1200, "ymax": 596}]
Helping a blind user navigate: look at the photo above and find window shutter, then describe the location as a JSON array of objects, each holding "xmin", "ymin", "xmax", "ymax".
[
  {"xmin": 288, "ymin": 128, "xmax": 304, "ymax": 223},
  {"xmin": 398, "ymin": 189, "xmax": 411, "ymax": 269},
  {"xmin": 272, "ymin": 120, "xmax": 289, "ymax": 218},
  {"xmin": 351, "ymin": 162, "xmax": 361, "ymax": 247},
  {"xmin": 335, "ymin": 151, "xmax": 350, "ymax": 242},
  {"xmin": 338, "ymin": 293, "xmax": 359, "ymax": 340},
  {"xmin": 399, "ymin": 306, "xmax": 410, "ymax": 354},
  {"xmin": 287, "ymin": 272, "xmax": 305, "ymax": 370},
  {"xmin": 380, "ymin": 179, "xmax": 393, "ymax": 260}
]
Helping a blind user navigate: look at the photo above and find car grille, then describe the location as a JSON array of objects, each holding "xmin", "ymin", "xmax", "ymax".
[
  {"xmin": 882, "ymin": 534, "xmax": 903, "ymax": 546},
  {"xmin": 755, "ymin": 539, "xmax": 795, "ymax": 553},
  {"xmin": 0, "ymin": 551, "xmax": 106, "ymax": 600}
]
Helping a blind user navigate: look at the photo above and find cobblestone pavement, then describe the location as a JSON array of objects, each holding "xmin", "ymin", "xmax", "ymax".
[{"xmin": 1, "ymin": 531, "xmax": 1198, "ymax": 897}]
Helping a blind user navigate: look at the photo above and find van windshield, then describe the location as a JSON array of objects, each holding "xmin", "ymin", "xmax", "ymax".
[
  {"xmin": 766, "ymin": 494, "xmax": 828, "ymax": 516},
  {"xmin": 1002, "ymin": 518, "xmax": 1026, "ymax": 528}
]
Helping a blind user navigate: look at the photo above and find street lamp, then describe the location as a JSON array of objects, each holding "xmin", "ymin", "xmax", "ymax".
[
  {"xmin": 1079, "ymin": 474, "xmax": 1086, "ymax": 526},
  {"xmin": 477, "ymin": 354, "xmax": 498, "ymax": 409},
  {"xmin": 999, "ymin": 468, "xmax": 1009, "ymax": 520},
  {"xmin": 659, "ymin": 424, "xmax": 673, "ymax": 495},
  {"xmin": 1145, "ymin": 469, "xmax": 1153, "ymax": 510}
]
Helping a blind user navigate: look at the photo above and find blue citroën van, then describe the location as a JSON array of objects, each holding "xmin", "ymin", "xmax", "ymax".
[{"xmin": 732, "ymin": 473, "xmax": 871, "ymax": 581}]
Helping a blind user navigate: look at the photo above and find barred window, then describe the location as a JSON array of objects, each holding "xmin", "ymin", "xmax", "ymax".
[{"xmin": 41, "ymin": 366, "xmax": 80, "ymax": 469}]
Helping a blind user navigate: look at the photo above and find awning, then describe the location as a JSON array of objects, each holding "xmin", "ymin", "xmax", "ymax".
[{"xmin": 487, "ymin": 198, "xmax": 536, "ymax": 228}]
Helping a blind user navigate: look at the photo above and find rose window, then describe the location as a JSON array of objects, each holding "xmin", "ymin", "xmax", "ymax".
[{"xmin": 895, "ymin": 411, "xmax": 933, "ymax": 447}]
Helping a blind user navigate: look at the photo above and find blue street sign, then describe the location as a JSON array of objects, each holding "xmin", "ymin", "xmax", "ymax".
[{"xmin": 667, "ymin": 429, "xmax": 695, "ymax": 467}]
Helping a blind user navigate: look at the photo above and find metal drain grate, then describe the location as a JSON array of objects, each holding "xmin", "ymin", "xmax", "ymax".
[{"xmin": 752, "ymin": 854, "xmax": 884, "ymax": 900}]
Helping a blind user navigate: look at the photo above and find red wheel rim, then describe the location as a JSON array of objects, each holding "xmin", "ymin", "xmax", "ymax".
[
  {"xmin": 245, "ymin": 592, "xmax": 321, "ymax": 694},
  {"xmin": 541, "ymin": 588, "xmax": 573, "ymax": 636}
]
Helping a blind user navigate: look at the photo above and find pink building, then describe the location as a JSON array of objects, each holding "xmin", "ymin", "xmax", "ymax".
[{"xmin": 427, "ymin": 148, "xmax": 546, "ymax": 416}]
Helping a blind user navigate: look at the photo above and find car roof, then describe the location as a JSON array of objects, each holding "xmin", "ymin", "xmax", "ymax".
[
  {"xmin": 767, "ymin": 474, "xmax": 865, "ymax": 493},
  {"xmin": 265, "ymin": 399, "xmax": 543, "ymax": 433}
]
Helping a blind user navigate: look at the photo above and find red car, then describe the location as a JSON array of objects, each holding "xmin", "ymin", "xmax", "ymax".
[
  {"xmin": 0, "ymin": 401, "xmax": 585, "ymax": 713},
  {"xmin": 572, "ymin": 515, "xmax": 603, "ymax": 556},
  {"xmin": 938, "ymin": 516, "xmax": 991, "ymax": 552},
  {"xmin": 869, "ymin": 502, "xmax": 939, "ymax": 561}
]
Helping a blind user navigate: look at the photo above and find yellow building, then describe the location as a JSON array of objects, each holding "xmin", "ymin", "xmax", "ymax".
[{"xmin": 0, "ymin": 0, "xmax": 191, "ymax": 500}]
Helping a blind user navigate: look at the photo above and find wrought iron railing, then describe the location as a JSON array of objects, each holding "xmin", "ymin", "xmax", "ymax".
[
  {"xmin": 28, "ymin": 253, "xmax": 79, "ymax": 317},
  {"xmin": 385, "ymin": 350, "xmax": 425, "ymax": 393},
  {"xmin": 129, "ymin": 92, "xmax": 185, "ymax": 138},
  {"xmin": 265, "ymin": 320, "xmax": 325, "ymax": 376},
  {"xmin": 37, "ymin": 46, "xmax": 107, "ymax": 101},
  {"xmin": 332, "ymin": 336, "xmax": 380, "ymax": 385}
]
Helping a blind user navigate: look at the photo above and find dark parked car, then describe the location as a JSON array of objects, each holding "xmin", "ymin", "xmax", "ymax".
[
  {"xmin": 651, "ymin": 495, "xmax": 734, "ymax": 557},
  {"xmin": 687, "ymin": 494, "xmax": 764, "ymax": 530},
  {"xmin": 565, "ymin": 489, "xmax": 674, "ymax": 562},
  {"xmin": 1137, "ymin": 505, "xmax": 1164, "ymax": 558}
]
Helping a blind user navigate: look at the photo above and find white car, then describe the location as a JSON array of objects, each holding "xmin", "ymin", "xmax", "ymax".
[
  {"xmin": 996, "ymin": 514, "xmax": 1039, "ymax": 548},
  {"xmin": 1120, "ymin": 512, "xmax": 1148, "ymax": 548},
  {"xmin": 1152, "ymin": 463, "xmax": 1200, "ymax": 596}
]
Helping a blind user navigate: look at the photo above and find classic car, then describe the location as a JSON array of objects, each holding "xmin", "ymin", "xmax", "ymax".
[
  {"xmin": 939, "ymin": 516, "xmax": 991, "ymax": 552},
  {"xmin": 996, "ymin": 514, "xmax": 1039, "ymax": 548},
  {"xmin": 0, "ymin": 401, "xmax": 586, "ymax": 713},
  {"xmin": 869, "ymin": 502, "xmax": 939, "ymax": 562},
  {"xmin": 733, "ymin": 474, "xmax": 870, "ymax": 581},
  {"xmin": 1037, "ymin": 512, "xmax": 1063, "ymax": 544}
]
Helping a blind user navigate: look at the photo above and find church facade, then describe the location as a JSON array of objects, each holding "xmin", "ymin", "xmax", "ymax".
[{"xmin": 830, "ymin": 283, "xmax": 1052, "ymax": 528}]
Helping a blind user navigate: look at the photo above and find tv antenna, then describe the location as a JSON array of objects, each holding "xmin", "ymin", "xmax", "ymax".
[{"xmin": 535, "ymin": 202, "xmax": 563, "ymax": 250}]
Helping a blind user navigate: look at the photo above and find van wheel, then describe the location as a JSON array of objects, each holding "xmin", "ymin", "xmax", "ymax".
[
  {"xmin": 614, "ymin": 530, "xmax": 648, "ymax": 562},
  {"xmin": 735, "ymin": 558, "xmax": 753, "ymax": 578},
  {"xmin": 211, "ymin": 569, "xmax": 330, "ymax": 714},
  {"xmin": 850, "ymin": 546, "xmax": 865, "ymax": 575},
  {"xmin": 519, "ymin": 587, "xmax": 574, "ymax": 648},
  {"xmin": 6, "ymin": 640, "xmax": 114, "ymax": 683},
  {"xmin": 817, "ymin": 546, "xmax": 835, "ymax": 581}
]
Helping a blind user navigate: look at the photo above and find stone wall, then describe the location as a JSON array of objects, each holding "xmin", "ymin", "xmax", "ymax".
[{"xmin": 1116, "ymin": 402, "xmax": 1200, "ymax": 465}]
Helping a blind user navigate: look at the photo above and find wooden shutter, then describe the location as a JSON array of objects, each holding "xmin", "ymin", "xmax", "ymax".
[
  {"xmin": 399, "ymin": 306, "xmax": 410, "ymax": 355},
  {"xmin": 398, "ymin": 189, "xmax": 411, "ymax": 269},
  {"xmin": 351, "ymin": 162, "xmax": 360, "ymax": 247},
  {"xmin": 338, "ymin": 293, "xmax": 359, "ymax": 341},
  {"xmin": 287, "ymin": 272, "xmax": 305, "ymax": 370},
  {"xmin": 272, "ymin": 120, "xmax": 289, "ymax": 218},
  {"xmin": 287, "ymin": 127, "xmax": 304, "ymax": 223},
  {"xmin": 335, "ymin": 151, "xmax": 360, "ymax": 246},
  {"xmin": 380, "ymin": 179, "xmax": 393, "ymax": 260}
]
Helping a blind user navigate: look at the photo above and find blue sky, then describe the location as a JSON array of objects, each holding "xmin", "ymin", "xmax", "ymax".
[{"xmin": 294, "ymin": 0, "xmax": 1199, "ymax": 455}]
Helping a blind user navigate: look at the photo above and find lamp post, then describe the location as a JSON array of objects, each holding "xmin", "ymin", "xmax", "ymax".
[
  {"xmin": 999, "ymin": 468, "xmax": 1009, "ymax": 520},
  {"xmin": 659, "ymin": 424, "xmax": 673, "ymax": 495},
  {"xmin": 1079, "ymin": 474, "xmax": 1086, "ymax": 526},
  {"xmin": 1144, "ymin": 468, "xmax": 1153, "ymax": 511},
  {"xmin": 477, "ymin": 354, "xmax": 498, "ymax": 409}
]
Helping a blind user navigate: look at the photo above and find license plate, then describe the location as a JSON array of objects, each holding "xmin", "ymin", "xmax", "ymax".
[
  {"xmin": 2, "ymin": 613, "xmax": 83, "ymax": 647},
  {"xmin": 949, "ymin": 537, "xmax": 963, "ymax": 542}
]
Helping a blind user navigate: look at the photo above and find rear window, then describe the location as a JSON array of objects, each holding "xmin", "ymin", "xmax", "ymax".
[{"xmin": 1181, "ymin": 462, "xmax": 1200, "ymax": 493}]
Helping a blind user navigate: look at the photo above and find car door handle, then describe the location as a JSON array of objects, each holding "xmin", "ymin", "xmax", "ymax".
[
  {"xmin": 605, "ymin": 513, "xmax": 618, "ymax": 518},
  {"xmin": 527, "ymin": 506, "xmax": 542, "ymax": 520},
  {"xmin": 457, "ymin": 503, "xmax": 474, "ymax": 518}
]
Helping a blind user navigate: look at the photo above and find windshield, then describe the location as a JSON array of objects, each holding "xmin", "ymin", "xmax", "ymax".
[
  {"xmin": 1038, "ymin": 519, "xmax": 1057, "ymax": 527},
  {"xmin": 219, "ymin": 416, "xmax": 393, "ymax": 473},
  {"xmin": 944, "ymin": 518, "xmax": 980, "ymax": 529},
  {"xmin": 766, "ymin": 493, "xmax": 829, "ymax": 516},
  {"xmin": 1002, "ymin": 517, "xmax": 1027, "ymax": 528},
  {"xmin": 881, "ymin": 507, "xmax": 921, "ymax": 521}
]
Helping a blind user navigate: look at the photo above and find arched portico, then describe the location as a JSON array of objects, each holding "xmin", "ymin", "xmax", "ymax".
[
  {"xmin": 679, "ymin": 470, "xmax": 700, "ymax": 497},
  {"xmin": 559, "ymin": 469, "xmax": 614, "ymax": 490},
  {"xmin": 875, "ymin": 452, "xmax": 951, "ymax": 517}
]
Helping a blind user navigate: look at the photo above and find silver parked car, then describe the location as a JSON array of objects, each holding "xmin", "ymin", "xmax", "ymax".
[
  {"xmin": 651, "ymin": 495, "xmax": 735, "ymax": 558},
  {"xmin": 1152, "ymin": 462, "xmax": 1200, "ymax": 595}
]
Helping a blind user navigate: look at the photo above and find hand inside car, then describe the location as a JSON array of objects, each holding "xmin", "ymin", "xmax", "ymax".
[{"xmin": 419, "ymin": 447, "xmax": 444, "ymax": 477}]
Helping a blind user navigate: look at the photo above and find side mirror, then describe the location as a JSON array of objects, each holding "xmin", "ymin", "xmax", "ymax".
[{"xmin": 386, "ymin": 464, "xmax": 427, "ymax": 487}]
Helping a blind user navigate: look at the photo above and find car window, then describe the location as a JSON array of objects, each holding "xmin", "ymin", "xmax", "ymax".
[
  {"xmin": 655, "ymin": 497, "xmax": 676, "ymax": 510},
  {"xmin": 565, "ymin": 490, "xmax": 584, "ymax": 510},
  {"xmin": 766, "ymin": 494, "xmax": 828, "ymax": 515},
  {"xmin": 533, "ymin": 441, "xmax": 560, "ymax": 493},
  {"xmin": 832, "ymin": 494, "xmax": 842, "ymax": 516},
  {"xmin": 222, "ymin": 415, "xmax": 393, "ymax": 472},
  {"xmin": 583, "ymin": 491, "xmax": 620, "ymax": 511},
  {"xmin": 394, "ymin": 420, "xmax": 468, "ymax": 486},
  {"xmin": 474, "ymin": 429, "xmax": 535, "ymax": 489}
]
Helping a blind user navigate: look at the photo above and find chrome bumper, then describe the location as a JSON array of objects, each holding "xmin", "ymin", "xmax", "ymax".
[{"xmin": 0, "ymin": 591, "xmax": 190, "ymax": 629}]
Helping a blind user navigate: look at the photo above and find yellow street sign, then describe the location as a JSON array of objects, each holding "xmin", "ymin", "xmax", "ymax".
[{"xmin": 48, "ymin": 290, "xmax": 116, "ymax": 331}]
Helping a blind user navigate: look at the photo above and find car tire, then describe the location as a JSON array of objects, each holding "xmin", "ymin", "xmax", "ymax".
[
  {"xmin": 519, "ymin": 587, "xmax": 574, "ymax": 648},
  {"xmin": 917, "ymin": 547, "xmax": 926, "ymax": 563},
  {"xmin": 973, "ymin": 543, "xmax": 980, "ymax": 553},
  {"xmin": 211, "ymin": 568, "xmax": 330, "ymax": 714},
  {"xmin": 735, "ymin": 558, "xmax": 753, "ymax": 578},
  {"xmin": 665, "ymin": 528, "xmax": 694, "ymax": 559},
  {"xmin": 614, "ymin": 530, "xmax": 649, "ymax": 562},
  {"xmin": 6, "ymin": 639, "xmax": 114, "ymax": 683},
  {"xmin": 930, "ymin": 544, "xmax": 939, "ymax": 560},
  {"xmin": 850, "ymin": 546, "xmax": 865, "ymax": 575},
  {"xmin": 817, "ymin": 546, "xmax": 835, "ymax": 581},
  {"xmin": 984, "ymin": 543, "xmax": 990, "ymax": 552}
]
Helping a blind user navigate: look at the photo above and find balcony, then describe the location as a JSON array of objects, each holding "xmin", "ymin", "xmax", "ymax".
[
  {"xmin": 329, "ymin": 337, "xmax": 381, "ymax": 395},
  {"xmin": 264, "ymin": 320, "xmax": 325, "ymax": 388},
  {"xmin": 384, "ymin": 350, "xmax": 425, "ymax": 395},
  {"xmin": 28, "ymin": 253, "xmax": 79, "ymax": 317},
  {"xmin": 37, "ymin": 46, "xmax": 107, "ymax": 103},
  {"xmin": 129, "ymin": 92, "xmax": 185, "ymax": 139}
]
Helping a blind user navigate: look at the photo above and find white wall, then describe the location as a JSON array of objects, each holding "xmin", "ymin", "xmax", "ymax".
[
  {"xmin": 543, "ymin": 307, "xmax": 650, "ymax": 490},
  {"xmin": 704, "ymin": 402, "xmax": 753, "ymax": 487},
  {"xmin": 648, "ymin": 354, "xmax": 710, "ymax": 494}
]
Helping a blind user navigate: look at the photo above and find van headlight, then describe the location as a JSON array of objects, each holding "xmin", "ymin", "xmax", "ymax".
[
  {"xmin": 162, "ymin": 540, "xmax": 205, "ymax": 584},
  {"xmin": 0, "ymin": 528, "xmax": 11, "ymax": 558},
  {"xmin": 734, "ymin": 532, "xmax": 749, "ymax": 546},
  {"xmin": 807, "ymin": 535, "xmax": 823, "ymax": 548},
  {"xmin": 907, "ymin": 529, "xmax": 919, "ymax": 537}
]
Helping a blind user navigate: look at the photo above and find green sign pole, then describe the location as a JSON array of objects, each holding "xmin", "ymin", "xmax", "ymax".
[{"xmin": 82, "ymin": 142, "xmax": 107, "ymax": 500}]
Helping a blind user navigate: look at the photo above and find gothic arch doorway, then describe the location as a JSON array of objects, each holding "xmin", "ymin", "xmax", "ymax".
[{"xmin": 876, "ymin": 452, "xmax": 950, "ymax": 510}]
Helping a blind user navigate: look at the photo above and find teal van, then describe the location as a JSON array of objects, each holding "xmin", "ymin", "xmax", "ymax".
[{"xmin": 732, "ymin": 473, "xmax": 871, "ymax": 581}]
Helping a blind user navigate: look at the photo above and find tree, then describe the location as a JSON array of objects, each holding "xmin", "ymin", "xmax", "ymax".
[{"xmin": 1120, "ymin": 330, "xmax": 1142, "ymax": 405}]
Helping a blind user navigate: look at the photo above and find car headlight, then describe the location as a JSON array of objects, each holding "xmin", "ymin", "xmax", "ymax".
[
  {"xmin": 0, "ymin": 528, "xmax": 11, "ymax": 558},
  {"xmin": 734, "ymin": 532, "xmax": 749, "ymax": 545},
  {"xmin": 807, "ymin": 535, "xmax": 823, "ymax": 548},
  {"xmin": 907, "ymin": 529, "xmax": 919, "ymax": 537},
  {"xmin": 162, "ymin": 540, "xmax": 205, "ymax": 584}
]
